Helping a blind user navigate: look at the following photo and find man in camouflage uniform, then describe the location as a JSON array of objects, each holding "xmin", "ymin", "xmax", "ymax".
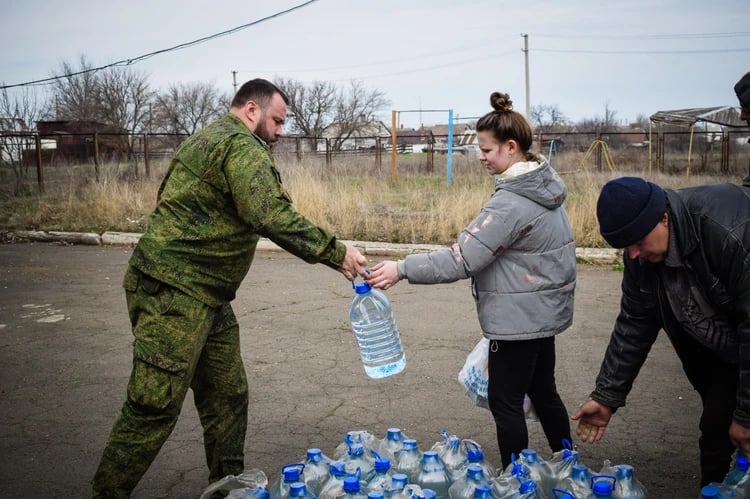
[{"xmin": 92, "ymin": 79, "xmax": 368, "ymax": 497}]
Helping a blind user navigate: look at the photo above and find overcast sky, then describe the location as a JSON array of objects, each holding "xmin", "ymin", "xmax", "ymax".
[{"xmin": 1, "ymin": 0, "xmax": 748, "ymax": 128}]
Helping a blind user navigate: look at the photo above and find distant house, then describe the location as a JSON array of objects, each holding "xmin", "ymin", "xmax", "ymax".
[
  {"xmin": 35, "ymin": 120, "xmax": 129, "ymax": 163},
  {"xmin": 392, "ymin": 127, "xmax": 434, "ymax": 153}
]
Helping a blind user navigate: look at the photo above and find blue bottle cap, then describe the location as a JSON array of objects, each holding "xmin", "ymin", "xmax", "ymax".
[
  {"xmin": 700, "ymin": 484, "xmax": 719, "ymax": 498},
  {"xmin": 422, "ymin": 489, "xmax": 437, "ymax": 499},
  {"xmin": 368, "ymin": 492, "xmax": 385, "ymax": 499},
  {"xmin": 738, "ymin": 454, "xmax": 750, "ymax": 471},
  {"xmin": 354, "ymin": 282, "xmax": 372, "ymax": 294},
  {"xmin": 330, "ymin": 461, "xmax": 347, "ymax": 477},
  {"xmin": 519, "ymin": 480, "xmax": 536, "ymax": 494},
  {"xmin": 343, "ymin": 476, "xmax": 360, "ymax": 493},
  {"xmin": 391, "ymin": 474, "xmax": 408, "ymax": 488},
  {"xmin": 387, "ymin": 428, "xmax": 402, "ymax": 440},
  {"xmin": 374, "ymin": 456, "xmax": 391, "ymax": 472},
  {"xmin": 283, "ymin": 467, "xmax": 301, "ymax": 482},
  {"xmin": 473, "ymin": 485, "xmax": 491, "ymax": 499},
  {"xmin": 402, "ymin": 439, "xmax": 418, "ymax": 449},
  {"xmin": 289, "ymin": 483, "xmax": 307, "ymax": 497},
  {"xmin": 255, "ymin": 487, "xmax": 271, "ymax": 499},
  {"xmin": 466, "ymin": 464, "xmax": 483, "ymax": 480},
  {"xmin": 307, "ymin": 448, "xmax": 322, "ymax": 460},
  {"xmin": 615, "ymin": 464, "xmax": 633, "ymax": 479},
  {"xmin": 466, "ymin": 446, "xmax": 483, "ymax": 462},
  {"xmin": 592, "ymin": 480, "xmax": 613, "ymax": 496}
]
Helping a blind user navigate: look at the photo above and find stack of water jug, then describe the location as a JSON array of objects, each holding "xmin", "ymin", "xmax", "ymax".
[
  {"xmin": 700, "ymin": 452, "xmax": 750, "ymax": 498},
  {"xmin": 199, "ymin": 427, "xmax": 658, "ymax": 499}
]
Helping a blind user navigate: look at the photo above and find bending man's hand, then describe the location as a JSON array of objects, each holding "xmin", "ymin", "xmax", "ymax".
[
  {"xmin": 340, "ymin": 245, "xmax": 368, "ymax": 281},
  {"xmin": 729, "ymin": 420, "xmax": 750, "ymax": 455},
  {"xmin": 365, "ymin": 260, "xmax": 400, "ymax": 290},
  {"xmin": 571, "ymin": 400, "xmax": 613, "ymax": 444}
]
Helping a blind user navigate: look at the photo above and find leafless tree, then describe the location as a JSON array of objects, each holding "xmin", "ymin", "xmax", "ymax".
[
  {"xmin": 152, "ymin": 82, "xmax": 229, "ymax": 145},
  {"xmin": 275, "ymin": 78, "xmax": 390, "ymax": 151},
  {"xmin": 0, "ymin": 85, "xmax": 51, "ymax": 195},
  {"xmin": 51, "ymin": 55, "xmax": 100, "ymax": 122},
  {"xmin": 531, "ymin": 104, "xmax": 568, "ymax": 131}
]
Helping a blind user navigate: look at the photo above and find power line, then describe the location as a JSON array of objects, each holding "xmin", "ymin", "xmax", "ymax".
[
  {"xmin": 533, "ymin": 47, "xmax": 750, "ymax": 54},
  {"xmin": 529, "ymin": 31, "xmax": 750, "ymax": 40},
  {"xmin": 0, "ymin": 0, "xmax": 319, "ymax": 90}
]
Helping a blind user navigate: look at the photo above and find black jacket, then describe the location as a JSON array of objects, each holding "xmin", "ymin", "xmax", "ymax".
[{"xmin": 591, "ymin": 183, "xmax": 750, "ymax": 425}]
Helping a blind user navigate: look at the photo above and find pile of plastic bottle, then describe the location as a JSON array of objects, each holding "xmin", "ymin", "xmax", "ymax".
[
  {"xmin": 198, "ymin": 427, "xmax": 660, "ymax": 499},
  {"xmin": 700, "ymin": 452, "xmax": 750, "ymax": 498}
]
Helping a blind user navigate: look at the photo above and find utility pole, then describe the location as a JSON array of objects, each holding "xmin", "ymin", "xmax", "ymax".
[
  {"xmin": 521, "ymin": 33, "xmax": 530, "ymax": 121},
  {"xmin": 232, "ymin": 70, "xmax": 238, "ymax": 94}
]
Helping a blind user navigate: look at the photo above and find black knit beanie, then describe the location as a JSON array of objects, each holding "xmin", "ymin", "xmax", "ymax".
[
  {"xmin": 736, "ymin": 71, "xmax": 750, "ymax": 110},
  {"xmin": 596, "ymin": 177, "xmax": 667, "ymax": 249}
]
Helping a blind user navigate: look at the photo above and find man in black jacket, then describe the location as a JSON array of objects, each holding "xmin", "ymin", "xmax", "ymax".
[
  {"xmin": 737, "ymin": 71, "xmax": 750, "ymax": 186},
  {"xmin": 571, "ymin": 176, "xmax": 750, "ymax": 486}
]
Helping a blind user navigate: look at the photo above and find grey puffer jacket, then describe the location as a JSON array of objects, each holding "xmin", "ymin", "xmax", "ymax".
[{"xmin": 401, "ymin": 161, "xmax": 576, "ymax": 340}]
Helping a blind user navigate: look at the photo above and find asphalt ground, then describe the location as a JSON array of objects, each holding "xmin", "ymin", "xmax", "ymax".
[{"xmin": 0, "ymin": 243, "xmax": 703, "ymax": 498}]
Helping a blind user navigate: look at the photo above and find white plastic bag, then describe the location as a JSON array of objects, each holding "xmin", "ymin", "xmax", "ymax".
[
  {"xmin": 458, "ymin": 337, "xmax": 537, "ymax": 419},
  {"xmin": 458, "ymin": 337, "xmax": 490, "ymax": 409}
]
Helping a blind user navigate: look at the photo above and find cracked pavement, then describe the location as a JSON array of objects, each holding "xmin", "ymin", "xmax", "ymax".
[{"xmin": 0, "ymin": 243, "xmax": 702, "ymax": 497}]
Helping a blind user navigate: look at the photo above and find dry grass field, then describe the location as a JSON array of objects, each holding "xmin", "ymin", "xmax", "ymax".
[{"xmin": 0, "ymin": 151, "xmax": 745, "ymax": 249}]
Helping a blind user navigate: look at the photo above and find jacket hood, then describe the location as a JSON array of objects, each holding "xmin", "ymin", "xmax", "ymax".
[{"xmin": 495, "ymin": 160, "xmax": 567, "ymax": 209}]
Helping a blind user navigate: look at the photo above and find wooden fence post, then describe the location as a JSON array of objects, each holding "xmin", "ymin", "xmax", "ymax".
[{"xmin": 35, "ymin": 134, "xmax": 44, "ymax": 194}]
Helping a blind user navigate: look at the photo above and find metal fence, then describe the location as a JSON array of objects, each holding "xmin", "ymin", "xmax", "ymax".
[{"xmin": 2, "ymin": 128, "xmax": 749, "ymax": 194}]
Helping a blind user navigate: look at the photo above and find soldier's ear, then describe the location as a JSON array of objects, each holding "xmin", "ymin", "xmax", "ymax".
[{"xmin": 244, "ymin": 100, "xmax": 260, "ymax": 125}]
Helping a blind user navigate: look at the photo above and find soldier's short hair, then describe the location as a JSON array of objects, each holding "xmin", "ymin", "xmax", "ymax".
[{"xmin": 231, "ymin": 79, "xmax": 289, "ymax": 109}]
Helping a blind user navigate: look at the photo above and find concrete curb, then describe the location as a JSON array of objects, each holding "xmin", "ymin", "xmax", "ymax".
[{"xmin": 2, "ymin": 229, "xmax": 622, "ymax": 264}]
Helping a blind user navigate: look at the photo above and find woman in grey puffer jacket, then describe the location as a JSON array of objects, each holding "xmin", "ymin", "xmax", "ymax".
[{"xmin": 366, "ymin": 91, "xmax": 576, "ymax": 468}]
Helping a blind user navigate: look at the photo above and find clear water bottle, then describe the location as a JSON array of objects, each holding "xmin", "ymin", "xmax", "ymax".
[
  {"xmin": 349, "ymin": 281, "xmax": 406, "ymax": 379},
  {"xmin": 395, "ymin": 439, "xmax": 423, "ymax": 482},
  {"xmin": 416, "ymin": 451, "xmax": 451, "ymax": 499},
  {"xmin": 343, "ymin": 442, "xmax": 375, "ymax": 478},
  {"xmin": 270, "ymin": 464, "xmax": 306, "ymax": 499},
  {"xmin": 303, "ymin": 448, "xmax": 332, "ymax": 496},
  {"xmin": 723, "ymin": 453, "xmax": 750, "ymax": 486},
  {"xmin": 289, "ymin": 482, "xmax": 317, "ymax": 499},
  {"xmin": 553, "ymin": 464, "xmax": 592, "ymax": 499},
  {"xmin": 366, "ymin": 451, "xmax": 394, "ymax": 493},
  {"xmin": 473, "ymin": 485, "xmax": 492, "ymax": 499},
  {"xmin": 448, "ymin": 464, "xmax": 489, "ymax": 499},
  {"xmin": 227, "ymin": 487, "xmax": 272, "ymax": 499},
  {"xmin": 318, "ymin": 461, "xmax": 349, "ymax": 499},
  {"xmin": 700, "ymin": 483, "xmax": 736, "ymax": 498},
  {"xmin": 612, "ymin": 464, "xmax": 647, "ymax": 499},
  {"xmin": 376, "ymin": 428, "xmax": 408, "ymax": 461},
  {"xmin": 432, "ymin": 429, "xmax": 467, "ymax": 483},
  {"xmin": 199, "ymin": 469, "xmax": 269, "ymax": 499},
  {"xmin": 386, "ymin": 474, "xmax": 410, "ymax": 499},
  {"xmin": 462, "ymin": 440, "xmax": 496, "ymax": 480},
  {"xmin": 343, "ymin": 476, "xmax": 368, "ymax": 499},
  {"xmin": 518, "ymin": 449, "xmax": 554, "ymax": 496}
]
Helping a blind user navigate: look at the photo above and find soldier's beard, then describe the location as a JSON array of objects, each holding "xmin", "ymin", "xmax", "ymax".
[{"xmin": 255, "ymin": 112, "xmax": 277, "ymax": 145}]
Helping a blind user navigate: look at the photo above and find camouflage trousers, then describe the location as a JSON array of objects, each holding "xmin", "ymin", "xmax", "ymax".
[{"xmin": 92, "ymin": 266, "xmax": 249, "ymax": 498}]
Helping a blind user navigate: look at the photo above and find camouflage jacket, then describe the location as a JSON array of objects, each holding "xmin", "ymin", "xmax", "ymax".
[{"xmin": 129, "ymin": 113, "xmax": 346, "ymax": 307}]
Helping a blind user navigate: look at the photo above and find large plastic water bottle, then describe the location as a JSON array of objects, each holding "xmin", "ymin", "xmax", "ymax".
[
  {"xmin": 289, "ymin": 482, "xmax": 317, "ymax": 499},
  {"xmin": 416, "ymin": 451, "xmax": 451, "ymax": 499},
  {"xmin": 723, "ymin": 453, "xmax": 750, "ymax": 486},
  {"xmin": 612, "ymin": 464, "xmax": 647, "ymax": 499},
  {"xmin": 376, "ymin": 428, "xmax": 408, "ymax": 461},
  {"xmin": 448, "ymin": 464, "xmax": 489, "ymax": 499},
  {"xmin": 343, "ymin": 442, "xmax": 375, "ymax": 477},
  {"xmin": 700, "ymin": 483, "xmax": 737, "ymax": 498},
  {"xmin": 343, "ymin": 476, "xmax": 368, "ymax": 499},
  {"xmin": 461, "ymin": 440, "xmax": 496, "ymax": 480},
  {"xmin": 366, "ymin": 451, "xmax": 394, "ymax": 493},
  {"xmin": 227, "ymin": 487, "xmax": 272, "ymax": 499},
  {"xmin": 199, "ymin": 469, "xmax": 269, "ymax": 499},
  {"xmin": 270, "ymin": 464, "xmax": 306, "ymax": 499},
  {"xmin": 386, "ymin": 474, "xmax": 410, "ymax": 499},
  {"xmin": 303, "ymin": 448, "xmax": 332, "ymax": 496},
  {"xmin": 318, "ymin": 461, "xmax": 350, "ymax": 499},
  {"xmin": 518, "ymin": 449, "xmax": 554, "ymax": 497},
  {"xmin": 395, "ymin": 439, "xmax": 423, "ymax": 482},
  {"xmin": 349, "ymin": 281, "xmax": 406, "ymax": 379},
  {"xmin": 432, "ymin": 429, "xmax": 467, "ymax": 483},
  {"xmin": 553, "ymin": 464, "xmax": 592, "ymax": 499}
]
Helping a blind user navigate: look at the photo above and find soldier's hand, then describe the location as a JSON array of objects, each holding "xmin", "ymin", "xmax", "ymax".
[{"xmin": 340, "ymin": 245, "xmax": 368, "ymax": 281}]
